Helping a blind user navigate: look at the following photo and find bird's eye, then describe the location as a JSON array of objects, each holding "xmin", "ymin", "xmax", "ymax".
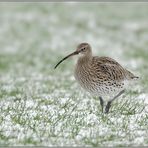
[{"xmin": 81, "ymin": 48, "xmax": 85, "ymax": 51}]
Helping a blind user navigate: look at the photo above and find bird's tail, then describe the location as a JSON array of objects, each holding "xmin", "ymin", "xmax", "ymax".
[
  {"xmin": 126, "ymin": 70, "xmax": 139, "ymax": 80},
  {"xmin": 131, "ymin": 75, "xmax": 139, "ymax": 80}
]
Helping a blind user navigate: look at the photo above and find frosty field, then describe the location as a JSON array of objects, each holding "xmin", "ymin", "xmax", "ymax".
[{"xmin": 0, "ymin": 3, "xmax": 148, "ymax": 147}]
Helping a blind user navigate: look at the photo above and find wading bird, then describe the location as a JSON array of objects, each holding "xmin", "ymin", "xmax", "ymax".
[{"xmin": 54, "ymin": 43, "xmax": 138, "ymax": 113}]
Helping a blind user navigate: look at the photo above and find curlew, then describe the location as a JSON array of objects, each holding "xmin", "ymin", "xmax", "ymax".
[{"xmin": 54, "ymin": 43, "xmax": 138, "ymax": 113}]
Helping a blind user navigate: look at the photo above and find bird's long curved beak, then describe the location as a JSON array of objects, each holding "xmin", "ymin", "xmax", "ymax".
[{"xmin": 54, "ymin": 51, "xmax": 79, "ymax": 69}]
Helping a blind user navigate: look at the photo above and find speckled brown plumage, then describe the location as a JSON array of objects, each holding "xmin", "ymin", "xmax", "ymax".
[
  {"xmin": 55, "ymin": 42, "xmax": 139, "ymax": 113},
  {"xmin": 75, "ymin": 56, "xmax": 137, "ymax": 96}
]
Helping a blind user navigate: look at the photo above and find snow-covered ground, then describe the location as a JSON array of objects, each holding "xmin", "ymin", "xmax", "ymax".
[{"xmin": 0, "ymin": 3, "xmax": 148, "ymax": 146}]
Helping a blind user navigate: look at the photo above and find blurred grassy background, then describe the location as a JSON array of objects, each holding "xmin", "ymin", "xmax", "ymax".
[{"xmin": 0, "ymin": 3, "xmax": 148, "ymax": 146}]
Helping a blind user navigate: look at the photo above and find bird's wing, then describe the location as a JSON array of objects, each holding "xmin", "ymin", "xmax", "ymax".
[{"xmin": 92, "ymin": 56, "xmax": 137, "ymax": 81}]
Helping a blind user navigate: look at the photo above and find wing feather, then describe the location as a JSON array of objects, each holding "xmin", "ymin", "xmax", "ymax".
[{"xmin": 92, "ymin": 56, "xmax": 138, "ymax": 81}]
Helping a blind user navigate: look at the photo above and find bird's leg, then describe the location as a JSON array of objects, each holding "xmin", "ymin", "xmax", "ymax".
[
  {"xmin": 105, "ymin": 89, "xmax": 125, "ymax": 114},
  {"xmin": 99, "ymin": 96, "xmax": 104, "ymax": 113},
  {"xmin": 105, "ymin": 101, "xmax": 112, "ymax": 114}
]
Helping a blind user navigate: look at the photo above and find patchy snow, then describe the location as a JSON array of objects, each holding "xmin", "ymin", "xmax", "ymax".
[{"xmin": 0, "ymin": 3, "xmax": 148, "ymax": 147}]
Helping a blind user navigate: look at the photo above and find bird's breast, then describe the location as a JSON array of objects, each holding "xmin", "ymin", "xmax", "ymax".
[
  {"xmin": 74, "ymin": 63, "xmax": 99, "ymax": 93},
  {"xmin": 74, "ymin": 62, "xmax": 125, "ymax": 97}
]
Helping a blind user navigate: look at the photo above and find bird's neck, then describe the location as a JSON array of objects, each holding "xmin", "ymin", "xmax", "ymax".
[{"xmin": 77, "ymin": 54, "xmax": 92, "ymax": 66}]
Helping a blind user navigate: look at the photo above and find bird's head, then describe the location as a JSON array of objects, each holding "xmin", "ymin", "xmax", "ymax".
[
  {"xmin": 54, "ymin": 42, "xmax": 92, "ymax": 69},
  {"xmin": 76, "ymin": 42, "xmax": 92, "ymax": 56}
]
